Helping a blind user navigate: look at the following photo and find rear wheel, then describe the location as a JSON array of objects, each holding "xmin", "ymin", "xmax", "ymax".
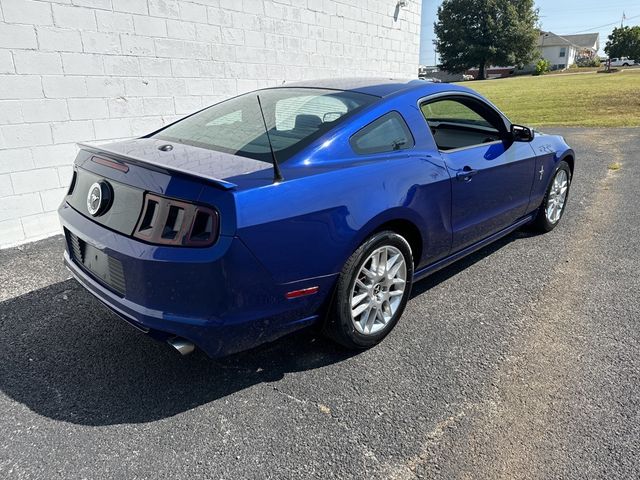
[
  {"xmin": 324, "ymin": 231, "xmax": 414, "ymax": 349},
  {"xmin": 532, "ymin": 160, "xmax": 571, "ymax": 232}
]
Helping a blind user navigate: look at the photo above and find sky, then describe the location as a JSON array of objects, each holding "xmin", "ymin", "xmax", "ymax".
[{"xmin": 419, "ymin": 0, "xmax": 640, "ymax": 65}]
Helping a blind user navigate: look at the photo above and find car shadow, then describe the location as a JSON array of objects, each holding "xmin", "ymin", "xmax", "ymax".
[
  {"xmin": 0, "ymin": 278, "xmax": 355, "ymax": 426},
  {"xmin": 0, "ymin": 228, "xmax": 539, "ymax": 427},
  {"xmin": 410, "ymin": 228, "xmax": 541, "ymax": 298}
]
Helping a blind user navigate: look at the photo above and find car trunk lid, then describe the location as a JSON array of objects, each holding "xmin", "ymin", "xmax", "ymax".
[
  {"xmin": 78, "ymin": 138, "xmax": 274, "ymax": 191},
  {"xmin": 66, "ymin": 140, "xmax": 253, "ymax": 240}
]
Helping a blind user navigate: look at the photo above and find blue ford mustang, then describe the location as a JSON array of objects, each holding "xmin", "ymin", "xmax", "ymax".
[{"xmin": 58, "ymin": 78, "xmax": 574, "ymax": 357}]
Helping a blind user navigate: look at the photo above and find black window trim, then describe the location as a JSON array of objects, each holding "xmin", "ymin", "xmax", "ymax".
[
  {"xmin": 349, "ymin": 110, "xmax": 415, "ymax": 156},
  {"xmin": 417, "ymin": 92, "xmax": 511, "ymax": 154}
]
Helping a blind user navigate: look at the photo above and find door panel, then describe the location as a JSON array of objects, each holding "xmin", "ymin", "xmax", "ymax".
[
  {"xmin": 444, "ymin": 141, "xmax": 536, "ymax": 251},
  {"xmin": 420, "ymin": 94, "xmax": 537, "ymax": 252}
]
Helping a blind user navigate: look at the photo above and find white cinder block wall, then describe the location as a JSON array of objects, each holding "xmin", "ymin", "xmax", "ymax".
[{"xmin": 0, "ymin": 0, "xmax": 422, "ymax": 248}]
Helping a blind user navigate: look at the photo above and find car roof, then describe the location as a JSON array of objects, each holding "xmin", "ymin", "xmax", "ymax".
[{"xmin": 281, "ymin": 77, "xmax": 469, "ymax": 98}]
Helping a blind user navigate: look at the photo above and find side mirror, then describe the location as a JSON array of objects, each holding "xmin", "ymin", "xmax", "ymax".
[{"xmin": 511, "ymin": 124, "xmax": 534, "ymax": 142}]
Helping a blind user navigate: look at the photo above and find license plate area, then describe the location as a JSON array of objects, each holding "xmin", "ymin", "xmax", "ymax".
[{"xmin": 66, "ymin": 230, "xmax": 126, "ymax": 297}]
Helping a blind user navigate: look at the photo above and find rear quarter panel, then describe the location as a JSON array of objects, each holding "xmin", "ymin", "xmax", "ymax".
[
  {"xmin": 235, "ymin": 155, "xmax": 451, "ymax": 284},
  {"xmin": 234, "ymin": 89, "xmax": 454, "ymax": 284}
]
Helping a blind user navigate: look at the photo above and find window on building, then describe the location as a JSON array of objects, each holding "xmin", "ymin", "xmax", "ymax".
[{"xmin": 560, "ymin": 47, "xmax": 566, "ymax": 58}]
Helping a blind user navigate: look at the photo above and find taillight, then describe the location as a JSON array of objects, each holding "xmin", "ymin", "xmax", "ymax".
[{"xmin": 133, "ymin": 193, "xmax": 219, "ymax": 247}]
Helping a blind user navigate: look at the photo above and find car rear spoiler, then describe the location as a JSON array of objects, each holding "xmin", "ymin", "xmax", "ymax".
[{"xmin": 77, "ymin": 143, "xmax": 238, "ymax": 190}]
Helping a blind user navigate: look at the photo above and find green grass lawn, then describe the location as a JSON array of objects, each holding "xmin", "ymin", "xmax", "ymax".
[{"xmin": 460, "ymin": 70, "xmax": 640, "ymax": 127}]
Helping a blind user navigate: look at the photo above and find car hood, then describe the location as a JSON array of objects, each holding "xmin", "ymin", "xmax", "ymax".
[{"xmin": 80, "ymin": 138, "xmax": 273, "ymax": 190}]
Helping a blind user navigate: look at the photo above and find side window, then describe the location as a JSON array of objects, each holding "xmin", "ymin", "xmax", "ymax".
[
  {"xmin": 420, "ymin": 97, "xmax": 505, "ymax": 151},
  {"xmin": 421, "ymin": 100, "xmax": 492, "ymax": 128},
  {"xmin": 350, "ymin": 112, "xmax": 414, "ymax": 155},
  {"xmin": 560, "ymin": 47, "xmax": 566, "ymax": 58}
]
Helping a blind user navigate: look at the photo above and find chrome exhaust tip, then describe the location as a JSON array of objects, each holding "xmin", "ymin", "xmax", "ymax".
[{"xmin": 167, "ymin": 337, "xmax": 195, "ymax": 355}]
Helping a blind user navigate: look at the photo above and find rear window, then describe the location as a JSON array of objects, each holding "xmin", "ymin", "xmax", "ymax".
[
  {"xmin": 350, "ymin": 111, "xmax": 414, "ymax": 155},
  {"xmin": 153, "ymin": 88, "xmax": 377, "ymax": 163}
]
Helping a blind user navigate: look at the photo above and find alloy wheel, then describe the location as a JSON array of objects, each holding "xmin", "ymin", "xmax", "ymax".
[
  {"xmin": 350, "ymin": 245, "xmax": 407, "ymax": 335},
  {"xmin": 546, "ymin": 169, "xmax": 569, "ymax": 224}
]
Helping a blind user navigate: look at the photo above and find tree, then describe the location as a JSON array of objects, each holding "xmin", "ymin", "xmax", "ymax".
[
  {"xmin": 605, "ymin": 26, "xmax": 640, "ymax": 60},
  {"xmin": 434, "ymin": 0, "xmax": 539, "ymax": 79}
]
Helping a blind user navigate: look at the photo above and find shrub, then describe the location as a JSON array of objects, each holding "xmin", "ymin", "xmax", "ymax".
[
  {"xmin": 534, "ymin": 59, "xmax": 551, "ymax": 76},
  {"xmin": 576, "ymin": 56, "xmax": 601, "ymax": 67}
]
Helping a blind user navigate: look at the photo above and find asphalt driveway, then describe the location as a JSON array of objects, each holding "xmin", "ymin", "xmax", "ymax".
[{"xmin": 1, "ymin": 128, "xmax": 638, "ymax": 479}]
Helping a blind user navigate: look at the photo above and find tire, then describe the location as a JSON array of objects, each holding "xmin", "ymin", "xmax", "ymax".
[
  {"xmin": 323, "ymin": 231, "xmax": 414, "ymax": 349},
  {"xmin": 531, "ymin": 160, "xmax": 572, "ymax": 232},
  {"xmin": 623, "ymin": 63, "xmax": 629, "ymax": 67}
]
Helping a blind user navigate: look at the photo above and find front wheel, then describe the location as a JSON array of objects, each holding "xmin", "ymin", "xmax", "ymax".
[
  {"xmin": 531, "ymin": 160, "xmax": 572, "ymax": 232},
  {"xmin": 323, "ymin": 231, "xmax": 414, "ymax": 349}
]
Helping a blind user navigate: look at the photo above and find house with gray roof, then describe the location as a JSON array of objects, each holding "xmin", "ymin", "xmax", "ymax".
[{"xmin": 538, "ymin": 31, "xmax": 600, "ymax": 70}]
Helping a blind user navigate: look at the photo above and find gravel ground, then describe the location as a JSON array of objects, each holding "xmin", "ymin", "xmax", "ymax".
[{"xmin": 0, "ymin": 128, "xmax": 638, "ymax": 479}]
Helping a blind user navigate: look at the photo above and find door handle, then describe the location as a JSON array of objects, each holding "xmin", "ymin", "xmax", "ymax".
[{"xmin": 456, "ymin": 166, "xmax": 478, "ymax": 182}]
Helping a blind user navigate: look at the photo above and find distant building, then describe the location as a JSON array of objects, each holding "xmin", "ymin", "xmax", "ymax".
[
  {"xmin": 418, "ymin": 65, "xmax": 464, "ymax": 82},
  {"xmin": 538, "ymin": 31, "xmax": 600, "ymax": 70},
  {"xmin": 425, "ymin": 30, "xmax": 601, "ymax": 82}
]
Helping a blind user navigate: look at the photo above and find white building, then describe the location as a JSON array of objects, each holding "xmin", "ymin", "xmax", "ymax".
[
  {"xmin": 0, "ymin": 0, "xmax": 422, "ymax": 248},
  {"xmin": 538, "ymin": 31, "xmax": 600, "ymax": 70}
]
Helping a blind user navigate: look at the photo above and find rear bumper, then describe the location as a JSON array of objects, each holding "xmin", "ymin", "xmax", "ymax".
[
  {"xmin": 64, "ymin": 252, "xmax": 151, "ymax": 334},
  {"xmin": 59, "ymin": 202, "xmax": 335, "ymax": 357}
]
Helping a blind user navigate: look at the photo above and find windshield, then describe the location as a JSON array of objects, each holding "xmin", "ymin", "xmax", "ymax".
[{"xmin": 152, "ymin": 88, "xmax": 377, "ymax": 163}]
